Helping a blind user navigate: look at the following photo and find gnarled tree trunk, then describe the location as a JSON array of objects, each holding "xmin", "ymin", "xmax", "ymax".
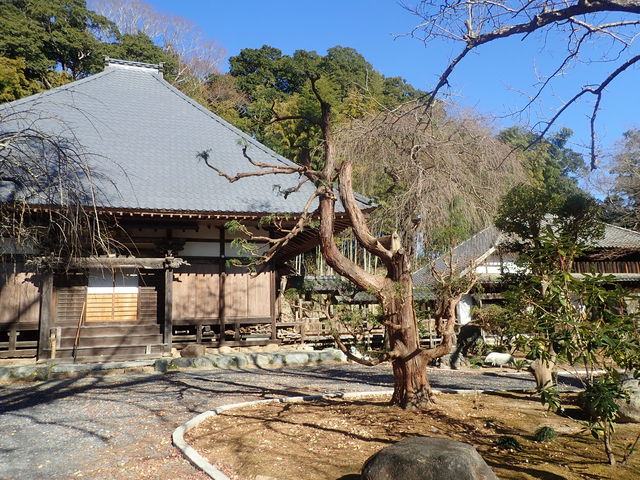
[
  {"xmin": 383, "ymin": 258, "xmax": 432, "ymax": 409},
  {"xmin": 318, "ymin": 148, "xmax": 464, "ymax": 409},
  {"xmin": 316, "ymin": 148, "xmax": 436, "ymax": 408},
  {"xmin": 530, "ymin": 349, "xmax": 557, "ymax": 390}
]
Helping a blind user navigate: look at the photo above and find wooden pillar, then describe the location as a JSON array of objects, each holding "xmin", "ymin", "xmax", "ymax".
[
  {"xmin": 218, "ymin": 226, "xmax": 226, "ymax": 346},
  {"xmin": 270, "ymin": 269, "xmax": 277, "ymax": 342},
  {"xmin": 196, "ymin": 324, "xmax": 203, "ymax": 344},
  {"xmin": 8, "ymin": 329, "xmax": 17, "ymax": 355},
  {"xmin": 37, "ymin": 273, "xmax": 53, "ymax": 361},
  {"xmin": 164, "ymin": 267, "xmax": 173, "ymax": 354}
]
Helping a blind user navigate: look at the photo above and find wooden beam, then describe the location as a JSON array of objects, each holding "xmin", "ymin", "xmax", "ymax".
[
  {"xmin": 37, "ymin": 273, "xmax": 53, "ymax": 361},
  {"xmin": 218, "ymin": 226, "xmax": 226, "ymax": 346},
  {"xmin": 164, "ymin": 267, "xmax": 173, "ymax": 354},
  {"xmin": 70, "ymin": 256, "xmax": 187, "ymax": 269}
]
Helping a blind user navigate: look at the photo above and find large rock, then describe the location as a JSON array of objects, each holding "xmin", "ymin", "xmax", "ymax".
[
  {"xmin": 9, "ymin": 365, "xmax": 37, "ymax": 380},
  {"xmin": 435, "ymin": 353, "xmax": 469, "ymax": 369},
  {"xmin": 617, "ymin": 378, "xmax": 640, "ymax": 423},
  {"xmin": 180, "ymin": 344, "xmax": 207, "ymax": 358},
  {"xmin": 283, "ymin": 352, "xmax": 309, "ymax": 365},
  {"xmin": 172, "ymin": 357, "xmax": 193, "ymax": 368},
  {"xmin": 235, "ymin": 354, "xmax": 250, "ymax": 368},
  {"xmin": 361, "ymin": 436, "xmax": 498, "ymax": 480},
  {"xmin": 191, "ymin": 356, "xmax": 214, "ymax": 368},
  {"xmin": 212, "ymin": 355, "xmax": 237, "ymax": 369}
]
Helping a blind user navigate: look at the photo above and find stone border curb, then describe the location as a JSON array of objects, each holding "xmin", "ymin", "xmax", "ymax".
[
  {"xmin": 0, "ymin": 359, "xmax": 157, "ymax": 383},
  {"xmin": 1, "ymin": 346, "xmax": 601, "ymax": 384},
  {"xmin": 0, "ymin": 348, "xmax": 348, "ymax": 383},
  {"xmin": 173, "ymin": 387, "xmax": 524, "ymax": 480}
]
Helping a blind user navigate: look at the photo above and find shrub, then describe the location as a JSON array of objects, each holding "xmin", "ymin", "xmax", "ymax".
[
  {"xmin": 512, "ymin": 359, "xmax": 529, "ymax": 372},
  {"xmin": 496, "ymin": 436, "xmax": 522, "ymax": 451},
  {"xmin": 469, "ymin": 357, "xmax": 484, "ymax": 368},
  {"xmin": 534, "ymin": 426, "xmax": 558, "ymax": 443}
]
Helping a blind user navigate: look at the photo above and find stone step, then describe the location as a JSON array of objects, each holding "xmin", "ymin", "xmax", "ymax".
[
  {"xmin": 53, "ymin": 343, "xmax": 165, "ymax": 359},
  {"xmin": 67, "ymin": 353, "xmax": 164, "ymax": 364},
  {"xmin": 57, "ymin": 324, "xmax": 161, "ymax": 337},
  {"xmin": 58, "ymin": 334, "xmax": 163, "ymax": 348}
]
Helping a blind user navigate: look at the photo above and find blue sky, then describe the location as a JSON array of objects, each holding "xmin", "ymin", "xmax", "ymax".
[{"xmin": 148, "ymin": 0, "xmax": 639, "ymax": 164}]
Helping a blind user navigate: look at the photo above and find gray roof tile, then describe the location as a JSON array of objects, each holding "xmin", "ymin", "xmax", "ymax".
[
  {"xmin": 413, "ymin": 225, "xmax": 502, "ymax": 285},
  {"xmin": 412, "ymin": 223, "xmax": 640, "ymax": 286},
  {"xmin": 594, "ymin": 225, "xmax": 640, "ymax": 249}
]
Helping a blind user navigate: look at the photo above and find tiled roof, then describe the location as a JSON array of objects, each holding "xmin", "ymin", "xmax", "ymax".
[
  {"xmin": 412, "ymin": 223, "xmax": 640, "ymax": 286},
  {"xmin": 0, "ymin": 60, "xmax": 369, "ymax": 215},
  {"xmin": 594, "ymin": 225, "xmax": 640, "ymax": 249},
  {"xmin": 412, "ymin": 225, "xmax": 502, "ymax": 286}
]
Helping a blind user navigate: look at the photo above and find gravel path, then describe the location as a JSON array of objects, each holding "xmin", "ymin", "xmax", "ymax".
[{"xmin": 0, "ymin": 364, "xmax": 581, "ymax": 480}]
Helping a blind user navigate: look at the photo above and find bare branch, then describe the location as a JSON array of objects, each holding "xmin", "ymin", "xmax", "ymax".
[
  {"xmin": 338, "ymin": 162, "xmax": 394, "ymax": 264},
  {"xmin": 533, "ymin": 53, "xmax": 640, "ymax": 168},
  {"xmin": 1, "ymin": 107, "xmax": 129, "ymax": 266},
  {"xmin": 407, "ymin": 0, "xmax": 640, "ymax": 167},
  {"xmin": 197, "ymin": 147, "xmax": 306, "ymax": 182},
  {"xmin": 322, "ymin": 303, "xmax": 397, "ymax": 365}
]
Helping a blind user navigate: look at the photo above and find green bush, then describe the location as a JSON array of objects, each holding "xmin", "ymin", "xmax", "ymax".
[
  {"xmin": 469, "ymin": 357, "xmax": 484, "ymax": 368},
  {"xmin": 534, "ymin": 426, "xmax": 558, "ymax": 443},
  {"xmin": 496, "ymin": 436, "xmax": 522, "ymax": 451},
  {"xmin": 512, "ymin": 359, "xmax": 529, "ymax": 371}
]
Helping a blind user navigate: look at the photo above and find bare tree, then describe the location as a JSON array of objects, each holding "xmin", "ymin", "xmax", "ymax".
[
  {"xmin": 608, "ymin": 128, "xmax": 640, "ymax": 229},
  {"xmin": 337, "ymin": 105, "xmax": 526, "ymax": 257},
  {"xmin": 90, "ymin": 0, "xmax": 225, "ymax": 82},
  {"xmin": 405, "ymin": 0, "xmax": 640, "ymax": 169},
  {"xmin": 0, "ymin": 106, "xmax": 125, "ymax": 267}
]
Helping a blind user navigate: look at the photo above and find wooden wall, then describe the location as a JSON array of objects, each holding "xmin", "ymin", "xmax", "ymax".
[
  {"xmin": 172, "ymin": 264, "xmax": 272, "ymax": 324},
  {"xmin": 173, "ymin": 263, "xmax": 220, "ymax": 322},
  {"xmin": 0, "ymin": 267, "xmax": 40, "ymax": 329},
  {"xmin": 225, "ymin": 267, "xmax": 271, "ymax": 319},
  {"xmin": 0, "ymin": 266, "xmax": 41, "ymax": 357}
]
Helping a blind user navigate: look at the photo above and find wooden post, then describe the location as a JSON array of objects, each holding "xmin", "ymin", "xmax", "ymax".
[
  {"xmin": 8, "ymin": 329, "xmax": 17, "ymax": 355},
  {"xmin": 218, "ymin": 226, "xmax": 226, "ymax": 346},
  {"xmin": 164, "ymin": 267, "xmax": 173, "ymax": 354},
  {"xmin": 270, "ymin": 269, "xmax": 277, "ymax": 342},
  {"xmin": 37, "ymin": 273, "xmax": 53, "ymax": 361}
]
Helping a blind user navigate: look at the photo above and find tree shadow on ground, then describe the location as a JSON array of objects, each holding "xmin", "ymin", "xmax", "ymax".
[{"xmin": 485, "ymin": 460, "xmax": 569, "ymax": 480}]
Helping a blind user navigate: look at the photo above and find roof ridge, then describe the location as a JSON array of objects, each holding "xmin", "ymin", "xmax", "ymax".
[
  {"xmin": 0, "ymin": 70, "xmax": 113, "ymax": 111},
  {"xmin": 105, "ymin": 57, "xmax": 163, "ymax": 72},
  {"xmin": 604, "ymin": 223, "xmax": 640, "ymax": 235},
  {"xmin": 412, "ymin": 225, "xmax": 501, "ymax": 277},
  {"xmin": 147, "ymin": 73, "xmax": 297, "ymax": 169}
]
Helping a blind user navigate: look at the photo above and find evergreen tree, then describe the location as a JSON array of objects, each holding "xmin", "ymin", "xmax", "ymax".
[
  {"xmin": 226, "ymin": 45, "xmax": 425, "ymax": 164},
  {"xmin": 0, "ymin": 0, "xmax": 115, "ymax": 81}
]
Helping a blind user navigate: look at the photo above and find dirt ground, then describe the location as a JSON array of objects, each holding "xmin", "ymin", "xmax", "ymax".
[{"xmin": 186, "ymin": 391, "xmax": 640, "ymax": 480}]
